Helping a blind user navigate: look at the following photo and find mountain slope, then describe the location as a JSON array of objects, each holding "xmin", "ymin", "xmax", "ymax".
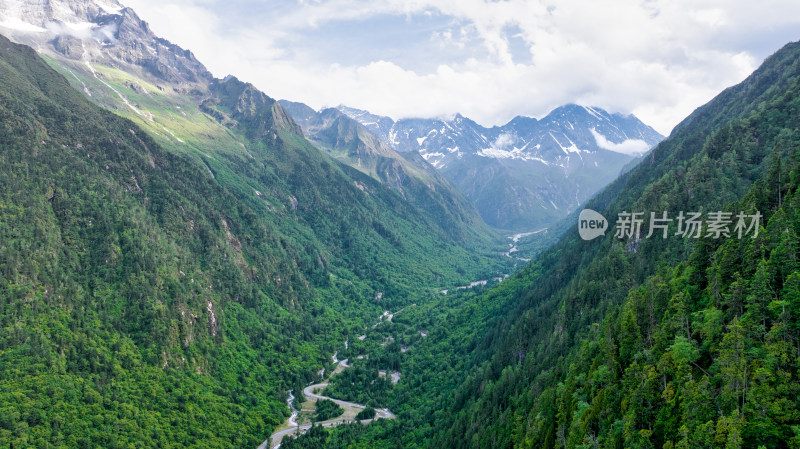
[
  {"xmin": 0, "ymin": 4, "xmax": 512, "ymax": 449},
  {"xmin": 430, "ymin": 40, "xmax": 800, "ymax": 448},
  {"xmin": 339, "ymin": 105, "xmax": 664, "ymax": 231},
  {"xmin": 0, "ymin": 0, "xmax": 506, "ymax": 284},
  {"xmin": 279, "ymin": 100, "xmax": 488, "ymax": 239},
  {"xmin": 276, "ymin": 38, "xmax": 800, "ymax": 449},
  {"xmin": 0, "ymin": 33, "xmax": 329, "ymax": 447}
]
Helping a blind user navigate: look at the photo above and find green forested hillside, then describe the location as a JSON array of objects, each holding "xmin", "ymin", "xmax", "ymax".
[
  {"xmin": 7, "ymin": 5, "xmax": 800, "ymax": 447},
  {"xmin": 279, "ymin": 41, "xmax": 800, "ymax": 449},
  {"xmin": 0, "ymin": 34, "xmax": 504, "ymax": 448},
  {"xmin": 433, "ymin": 41, "xmax": 800, "ymax": 449},
  {"xmin": 41, "ymin": 56, "xmax": 505, "ymax": 306},
  {"xmin": 0, "ymin": 33, "xmax": 339, "ymax": 448}
]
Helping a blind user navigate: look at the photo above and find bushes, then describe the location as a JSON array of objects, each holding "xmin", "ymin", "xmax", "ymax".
[
  {"xmin": 355, "ymin": 407, "xmax": 375, "ymax": 421},
  {"xmin": 313, "ymin": 399, "xmax": 343, "ymax": 422}
]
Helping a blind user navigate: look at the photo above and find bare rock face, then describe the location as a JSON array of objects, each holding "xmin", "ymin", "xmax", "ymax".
[
  {"xmin": 0, "ymin": 0, "xmax": 211, "ymax": 85},
  {"xmin": 51, "ymin": 34, "xmax": 81, "ymax": 57},
  {"xmin": 0, "ymin": 0, "xmax": 122, "ymax": 27},
  {"xmin": 204, "ymin": 76, "xmax": 304, "ymax": 138},
  {"xmin": 0, "ymin": 0, "xmax": 306, "ymax": 143}
]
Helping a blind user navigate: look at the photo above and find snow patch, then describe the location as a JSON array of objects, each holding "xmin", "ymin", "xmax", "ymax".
[
  {"xmin": 582, "ymin": 105, "xmax": 605, "ymax": 121},
  {"xmin": 549, "ymin": 132, "xmax": 585, "ymax": 154},
  {"xmin": 421, "ymin": 151, "xmax": 444, "ymax": 160},
  {"xmin": 478, "ymin": 147, "xmax": 515, "ymax": 159},
  {"xmin": 550, "ymin": 132, "xmax": 568, "ymax": 154},
  {"xmin": 476, "ymin": 146, "xmax": 551, "ymax": 165}
]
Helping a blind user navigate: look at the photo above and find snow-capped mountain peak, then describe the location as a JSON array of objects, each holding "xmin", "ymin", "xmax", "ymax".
[
  {"xmin": 0, "ymin": 0, "xmax": 123, "ymax": 30},
  {"xmin": 338, "ymin": 104, "xmax": 662, "ymax": 168},
  {"xmin": 338, "ymin": 104, "xmax": 664, "ymax": 230},
  {"xmin": 0, "ymin": 0, "xmax": 211, "ymax": 85}
]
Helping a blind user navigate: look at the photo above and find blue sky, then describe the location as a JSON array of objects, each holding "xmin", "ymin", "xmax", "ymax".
[{"xmin": 124, "ymin": 0, "xmax": 800, "ymax": 135}]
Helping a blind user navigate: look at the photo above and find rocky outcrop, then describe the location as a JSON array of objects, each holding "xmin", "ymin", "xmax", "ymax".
[{"xmin": 0, "ymin": 0, "xmax": 211, "ymax": 85}]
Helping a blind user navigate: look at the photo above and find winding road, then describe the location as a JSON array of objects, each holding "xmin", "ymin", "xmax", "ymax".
[
  {"xmin": 260, "ymin": 357, "xmax": 395, "ymax": 449},
  {"xmin": 303, "ymin": 380, "xmax": 395, "ymax": 420}
]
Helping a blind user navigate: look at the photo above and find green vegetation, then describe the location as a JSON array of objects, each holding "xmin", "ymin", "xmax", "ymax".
[
  {"xmin": 323, "ymin": 364, "xmax": 393, "ymax": 407},
  {"xmin": 438, "ymin": 152, "xmax": 800, "ymax": 448},
  {"xmin": 280, "ymin": 423, "xmax": 390, "ymax": 449},
  {"xmin": 431, "ymin": 40, "xmax": 800, "ymax": 449},
  {"xmin": 313, "ymin": 399, "xmax": 344, "ymax": 422},
  {"xmin": 0, "ymin": 35, "xmax": 506, "ymax": 448},
  {"xmin": 283, "ymin": 41, "xmax": 800, "ymax": 449},
  {"xmin": 8, "ymin": 15, "xmax": 800, "ymax": 449},
  {"xmin": 355, "ymin": 406, "xmax": 376, "ymax": 420}
]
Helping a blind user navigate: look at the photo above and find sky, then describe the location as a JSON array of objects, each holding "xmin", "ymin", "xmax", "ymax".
[{"xmin": 122, "ymin": 0, "xmax": 800, "ymax": 135}]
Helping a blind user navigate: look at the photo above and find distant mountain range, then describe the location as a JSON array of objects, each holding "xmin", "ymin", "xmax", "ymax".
[
  {"xmin": 334, "ymin": 104, "xmax": 665, "ymax": 231},
  {"xmin": 280, "ymin": 97, "xmax": 665, "ymax": 233},
  {"xmin": 277, "ymin": 100, "xmax": 483, "ymax": 231}
]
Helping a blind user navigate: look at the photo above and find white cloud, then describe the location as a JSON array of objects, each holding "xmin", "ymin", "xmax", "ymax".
[
  {"xmin": 122, "ymin": 0, "xmax": 800, "ymax": 135},
  {"xmin": 492, "ymin": 132, "xmax": 515, "ymax": 151},
  {"xmin": 45, "ymin": 20, "xmax": 118, "ymax": 41},
  {"xmin": 590, "ymin": 128, "xmax": 650, "ymax": 156}
]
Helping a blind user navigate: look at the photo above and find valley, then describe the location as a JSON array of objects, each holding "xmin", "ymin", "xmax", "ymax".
[
  {"xmin": 0, "ymin": 1, "xmax": 799, "ymax": 449},
  {"xmin": 0, "ymin": 12, "xmax": 507, "ymax": 446},
  {"xmin": 263, "ymin": 357, "xmax": 396, "ymax": 449},
  {"xmin": 265, "ymin": 306, "xmax": 411, "ymax": 448},
  {"xmin": 504, "ymin": 228, "xmax": 548, "ymax": 260}
]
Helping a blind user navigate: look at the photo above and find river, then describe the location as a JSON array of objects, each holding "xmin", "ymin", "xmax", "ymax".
[{"xmin": 261, "ymin": 318, "xmax": 398, "ymax": 448}]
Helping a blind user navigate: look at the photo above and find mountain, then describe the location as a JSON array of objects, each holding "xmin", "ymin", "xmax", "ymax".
[
  {"xmin": 278, "ymin": 100, "xmax": 417, "ymax": 187},
  {"xmin": 279, "ymin": 100, "xmax": 487, "ymax": 235},
  {"xmin": 0, "ymin": 1, "xmax": 513, "ymax": 447},
  {"xmin": 276, "ymin": 40, "xmax": 800, "ymax": 449},
  {"xmin": 0, "ymin": 0, "xmax": 210, "ymax": 83},
  {"xmin": 421, "ymin": 41, "xmax": 800, "ymax": 448},
  {"xmin": 0, "ymin": 33, "xmax": 334, "ymax": 447},
  {"xmin": 0, "ymin": 0, "xmax": 500, "ymax": 248},
  {"xmin": 339, "ymin": 104, "xmax": 664, "ymax": 231}
]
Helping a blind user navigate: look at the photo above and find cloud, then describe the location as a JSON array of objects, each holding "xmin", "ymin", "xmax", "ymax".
[
  {"xmin": 122, "ymin": 0, "xmax": 800, "ymax": 135},
  {"xmin": 44, "ymin": 20, "xmax": 118, "ymax": 42},
  {"xmin": 492, "ymin": 132, "xmax": 516, "ymax": 151},
  {"xmin": 590, "ymin": 128, "xmax": 650, "ymax": 156}
]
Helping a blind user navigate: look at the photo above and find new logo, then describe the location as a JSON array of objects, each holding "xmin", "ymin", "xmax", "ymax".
[{"xmin": 578, "ymin": 209, "xmax": 608, "ymax": 241}]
